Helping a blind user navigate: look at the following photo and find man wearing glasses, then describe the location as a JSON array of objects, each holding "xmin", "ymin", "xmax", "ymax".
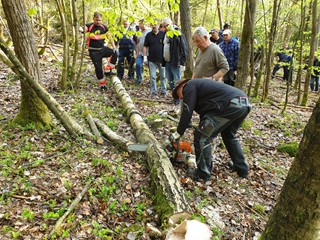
[{"xmin": 162, "ymin": 18, "xmax": 188, "ymax": 104}]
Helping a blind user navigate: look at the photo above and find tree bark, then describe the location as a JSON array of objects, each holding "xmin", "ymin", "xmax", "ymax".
[
  {"xmin": 261, "ymin": 97, "xmax": 320, "ymax": 239},
  {"xmin": 301, "ymin": 0, "xmax": 318, "ymax": 106},
  {"xmin": 0, "ymin": 37, "xmax": 92, "ymax": 139},
  {"xmin": 262, "ymin": 0, "xmax": 281, "ymax": 102},
  {"xmin": 180, "ymin": 0, "xmax": 194, "ymax": 79},
  {"xmin": 55, "ymin": 0, "xmax": 69, "ymax": 90},
  {"xmin": 111, "ymin": 76, "xmax": 189, "ymax": 220},
  {"xmin": 1, "ymin": 0, "xmax": 52, "ymax": 126},
  {"xmin": 235, "ymin": 0, "xmax": 257, "ymax": 91}
]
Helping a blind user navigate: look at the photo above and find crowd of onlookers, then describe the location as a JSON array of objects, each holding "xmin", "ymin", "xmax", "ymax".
[{"xmin": 82, "ymin": 11, "xmax": 320, "ymax": 97}]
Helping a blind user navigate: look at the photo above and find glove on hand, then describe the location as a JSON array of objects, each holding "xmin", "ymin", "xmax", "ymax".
[
  {"xmin": 143, "ymin": 56, "xmax": 148, "ymax": 65},
  {"xmin": 78, "ymin": 26, "xmax": 84, "ymax": 33},
  {"xmin": 169, "ymin": 132, "xmax": 181, "ymax": 142},
  {"xmin": 180, "ymin": 65, "xmax": 186, "ymax": 72}
]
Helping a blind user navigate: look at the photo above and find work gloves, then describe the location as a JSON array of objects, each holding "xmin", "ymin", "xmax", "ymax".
[{"xmin": 143, "ymin": 56, "xmax": 148, "ymax": 65}]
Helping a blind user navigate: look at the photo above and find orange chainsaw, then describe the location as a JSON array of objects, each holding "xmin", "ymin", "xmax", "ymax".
[{"xmin": 127, "ymin": 138, "xmax": 193, "ymax": 163}]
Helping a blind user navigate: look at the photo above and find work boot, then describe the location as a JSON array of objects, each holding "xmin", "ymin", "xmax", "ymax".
[{"xmin": 99, "ymin": 78, "xmax": 107, "ymax": 91}]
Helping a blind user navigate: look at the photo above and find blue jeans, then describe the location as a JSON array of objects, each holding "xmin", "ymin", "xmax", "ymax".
[
  {"xmin": 310, "ymin": 76, "xmax": 319, "ymax": 91},
  {"xmin": 165, "ymin": 62, "xmax": 181, "ymax": 90},
  {"xmin": 135, "ymin": 54, "xmax": 144, "ymax": 84},
  {"xmin": 149, "ymin": 61, "xmax": 166, "ymax": 95},
  {"xmin": 117, "ymin": 47, "xmax": 134, "ymax": 80}
]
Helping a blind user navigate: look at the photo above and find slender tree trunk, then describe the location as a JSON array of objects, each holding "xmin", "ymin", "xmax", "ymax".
[
  {"xmin": 301, "ymin": 0, "xmax": 318, "ymax": 106},
  {"xmin": 1, "ymin": 0, "xmax": 51, "ymax": 126},
  {"xmin": 217, "ymin": 0, "xmax": 223, "ymax": 29},
  {"xmin": 261, "ymin": 97, "xmax": 320, "ymax": 239},
  {"xmin": 294, "ymin": 2, "xmax": 306, "ymax": 104},
  {"xmin": 180, "ymin": 0, "xmax": 193, "ymax": 79},
  {"xmin": 75, "ymin": 0, "xmax": 86, "ymax": 87},
  {"xmin": 70, "ymin": 0, "xmax": 79, "ymax": 85},
  {"xmin": 235, "ymin": 0, "xmax": 257, "ymax": 91},
  {"xmin": 55, "ymin": 0, "xmax": 70, "ymax": 90},
  {"xmin": 262, "ymin": 0, "xmax": 281, "ymax": 102}
]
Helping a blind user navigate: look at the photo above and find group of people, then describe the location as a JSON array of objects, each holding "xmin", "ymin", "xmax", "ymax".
[
  {"xmin": 83, "ymin": 12, "xmax": 188, "ymax": 103},
  {"xmin": 83, "ymin": 12, "xmax": 251, "ymax": 182}
]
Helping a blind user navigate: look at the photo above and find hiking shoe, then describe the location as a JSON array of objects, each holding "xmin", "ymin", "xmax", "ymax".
[{"xmin": 189, "ymin": 169, "xmax": 212, "ymax": 181}]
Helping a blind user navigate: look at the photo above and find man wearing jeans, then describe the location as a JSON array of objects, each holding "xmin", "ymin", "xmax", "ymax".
[
  {"xmin": 171, "ymin": 78, "xmax": 251, "ymax": 181},
  {"xmin": 162, "ymin": 18, "xmax": 188, "ymax": 103},
  {"xmin": 135, "ymin": 19, "xmax": 150, "ymax": 85},
  {"xmin": 144, "ymin": 22, "xmax": 166, "ymax": 97}
]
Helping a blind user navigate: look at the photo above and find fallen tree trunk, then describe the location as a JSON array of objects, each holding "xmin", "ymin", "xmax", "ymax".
[
  {"xmin": 0, "ymin": 37, "xmax": 92, "ymax": 139},
  {"xmin": 111, "ymin": 76, "xmax": 190, "ymax": 220}
]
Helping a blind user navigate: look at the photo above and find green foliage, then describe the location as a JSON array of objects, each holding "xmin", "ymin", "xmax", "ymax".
[
  {"xmin": 252, "ymin": 203, "xmax": 265, "ymax": 214},
  {"xmin": 21, "ymin": 209, "xmax": 35, "ymax": 221},
  {"xmin": 277, "ymin": 141, "xmax": 299, "ymax": 157}
]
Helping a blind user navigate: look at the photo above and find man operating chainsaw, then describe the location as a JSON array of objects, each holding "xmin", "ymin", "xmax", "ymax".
[{"xmin": 171, "ymin": 78, "xmax": 251, "ymax": 181}]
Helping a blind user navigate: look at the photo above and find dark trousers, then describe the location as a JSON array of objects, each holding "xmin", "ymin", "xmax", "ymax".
[
  {"xmin": 117, "ymin": 47, "xmax": 135, "ymax": 79},
  {"xmin": 89, "ymin": 47, "xmax": 117, "ymax": 80},
  {"xmin": 223, "ymin": 70, "xmax": 236, "ymax": 86},
  {"xmin": 194, "ymin": 98, "xmax": 251, "ymax": 177}
]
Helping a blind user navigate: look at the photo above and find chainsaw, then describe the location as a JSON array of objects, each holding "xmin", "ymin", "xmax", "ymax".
[{"xmin": 127, "ymin": 137, "xmax": 194, "ymax": 163}]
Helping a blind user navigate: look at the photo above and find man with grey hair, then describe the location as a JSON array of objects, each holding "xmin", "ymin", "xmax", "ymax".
[
  {"xmin": 192, "ymin": 27, "xmax": 229, "ymax": 80},
  {"xmin": 162, "ymin": 17, "xmax": 188, "ymax": 104}
]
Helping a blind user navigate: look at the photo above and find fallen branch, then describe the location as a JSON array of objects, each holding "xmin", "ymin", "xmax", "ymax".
[
  {"xmin": 49, "ymin": 180, "xmax": 91, "ymax": 239},
  {"xmin": 93, "ymin": 118, "xmax": 129, "ymax": 147},
  {"xmin": 87, "ymin": 114, "xmax": 104, "ymax": 145}
]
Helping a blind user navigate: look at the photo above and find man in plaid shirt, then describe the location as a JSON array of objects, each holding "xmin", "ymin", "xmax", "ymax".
[{"xmin": 219, "ymin": 29, "xmax": 239, "ymax": 86}]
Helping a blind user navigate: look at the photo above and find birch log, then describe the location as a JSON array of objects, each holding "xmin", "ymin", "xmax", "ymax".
[{"xmin": 111, "ymin": 76, "xmax": 189, "ymax": 220}]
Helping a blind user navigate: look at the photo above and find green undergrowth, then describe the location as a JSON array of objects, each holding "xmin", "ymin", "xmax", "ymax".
[{"xmin": 0, "ymin": 120, "xmax": 154, "ymax": 239}]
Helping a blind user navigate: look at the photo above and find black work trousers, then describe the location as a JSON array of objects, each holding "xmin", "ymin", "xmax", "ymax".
[
  {"xmin": 89, "ymin": 47, "xmax": 117, "ymax": 80},
  {"xmin": 194, "ymin": 97, "xmax": 251, "ymax": 177}
]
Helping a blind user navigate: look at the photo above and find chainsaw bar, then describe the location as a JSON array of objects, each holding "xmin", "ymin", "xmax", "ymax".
[{"xmin": 127, "ymin": 143, "xmax": 149, "ymax": 152}]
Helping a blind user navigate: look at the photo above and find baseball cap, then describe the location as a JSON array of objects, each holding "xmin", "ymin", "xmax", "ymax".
[
  {"xmin": 222, "ymin": 29, "xmax": 231, "ymax": 35},
  {"xmin": 172, "ymin": 79, "xmax": 190, "ymax": 99},
  {"xmin": 210, "ymin": 28, "xmax": 217, "ymax": 34}
]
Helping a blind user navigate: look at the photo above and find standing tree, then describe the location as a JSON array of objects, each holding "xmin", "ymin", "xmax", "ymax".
[
  {"xmin": 180, "ymin": 0, "xmax": 194, "ymax": 78},
  {"xmin": 301, "ymin": 0, "xmax": 318, "ymax": 106},
  {"xmin": 262, "ymin": 0, "xmax": 282, "ymax": 102},
  {"xmin": 261, "ymin": 95, "xmax": 320, "ymax": 239},
  {"xmin": 235, "ymin": 0, "xmax": 258, "ymax": 91},
  {"xmin": 1, "ymin": 0, "xmax": 51, "ymax": 126}
]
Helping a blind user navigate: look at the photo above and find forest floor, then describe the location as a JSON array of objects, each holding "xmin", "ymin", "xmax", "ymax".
[{"xmin": 0, "ymin": 55, "xmax": 318, "ymax": 240}]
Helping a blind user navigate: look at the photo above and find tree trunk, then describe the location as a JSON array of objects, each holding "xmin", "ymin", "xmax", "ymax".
[
  {"xmin": 235, "ymin": 0, "xmax": 257, "ymax": 91},
  {"xmin": 1, "ymin": 0, "xmax": 52, "ymax": 126},
  {"xmin": 111, "ymin": 76, "xmax": 189, "ymax": 221},
  {"xmin": 261, "ymin": 98, "xmax": 320, "ymax": 239},
  {"xmin": 217, "ymin": 0, "xmax": 223, "ymax": 29},
  {"xmin": 69, "ymin": 0, "xmax": 79, "ymax": 84},
  {"xmin": 180, "ymin": 0, "xmax": 194, "ymax": 79},
  {"xmin": 301, "ymin": 0, "xmax": 318, "ymax": 106},
  {"xmin": 262, "ymin": 0, "xmax": 281, "ymax": 102},
  {"xmin": 55, "ymin": 0, "xmax": 69, "ymax": 90},
  {"xmin": 0, "ymin": 37, "xmax": 92, "ymax": 139}
]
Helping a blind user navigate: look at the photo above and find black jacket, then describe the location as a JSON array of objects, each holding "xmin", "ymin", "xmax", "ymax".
[
  {"xmin": 163, "ymin": 27, "xmax": 188, "ymax": 67},
  {"xmin": 177, "ymin": 79, "xmax": 248, "ymax": 135}
]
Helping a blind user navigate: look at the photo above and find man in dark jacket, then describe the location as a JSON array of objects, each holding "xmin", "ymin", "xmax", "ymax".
[
  {"xmin": 162, "ymin": 18, "xmax": 188, "ymax": 102},
  {"xmin": 171, "ymin": 78, "xmax": 251, "ymax": 181}
]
